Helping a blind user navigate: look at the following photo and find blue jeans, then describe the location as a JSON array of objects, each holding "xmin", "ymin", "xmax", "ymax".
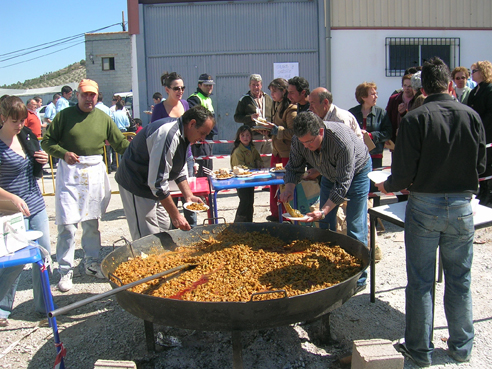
[
  {"xmin": 0, "ymin": 209, "xmax": 51, "ymax": 318},
  {"xmin": 404, "ymin": 193, "xmax": 474, "ymax": 365},
  {"xmin": 319, "ymin": 159, "xmax": 371, "ymax": 285}
]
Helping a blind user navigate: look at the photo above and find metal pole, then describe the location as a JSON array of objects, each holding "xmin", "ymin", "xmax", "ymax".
[{"xmin": 49, "ymin": 264, "xmax": 195, "ymax": 317}]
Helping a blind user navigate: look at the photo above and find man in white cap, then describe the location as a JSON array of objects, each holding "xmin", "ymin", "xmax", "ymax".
[
  {"xmin": 42, "ymin": 79, "xmax": 129, "ymax": 292},
  {"xmin": 187, "ymin": 73, "xmax": 217, "ymax": 176}
]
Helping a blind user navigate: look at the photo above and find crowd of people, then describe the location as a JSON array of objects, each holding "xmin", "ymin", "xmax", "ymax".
[{"xmin": 0, "ymin": 58, "xmax": 490, "ymax": 369}]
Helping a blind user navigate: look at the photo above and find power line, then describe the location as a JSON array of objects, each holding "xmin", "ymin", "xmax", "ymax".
[
  {"xmin": 0, "ymin": 23, "xmax": 123, "ymax": 63},
  {"xmin": 0, "ymin": 41, "xmax": 85, "ymax": 69}
]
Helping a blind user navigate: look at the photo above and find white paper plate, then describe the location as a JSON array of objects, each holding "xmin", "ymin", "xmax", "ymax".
[
  {"xmin": 282, "ymin": 213, "xmax": 310, "ymax": 222},
  {"xmin": 183, "ymin": 202, "xmax": 209, "ymax": 213},
  {"xmin": 235, "ymin": 173, "xmax": 253, "ymax": 178},
  {"xmin": 270, "ymin": 168, "xmax": 286, "ymax": 173},
  {"xmin": 367, "ymin": 171, "xmax": 391, "ymax": 183},
  {"xmin": 26, "ymin": 230, "xmax": 44, "ymax": 241}
]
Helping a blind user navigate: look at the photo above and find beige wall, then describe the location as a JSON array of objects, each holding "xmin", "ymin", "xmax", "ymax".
[{"xmin": 331, "ymin": 0, "xmax": 492, "ymax": 28}]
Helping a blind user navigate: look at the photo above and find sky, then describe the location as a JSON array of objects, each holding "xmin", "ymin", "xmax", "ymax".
[{"xmin": 0, "ymin": 0, "xmax": 128, "ymax": 87}]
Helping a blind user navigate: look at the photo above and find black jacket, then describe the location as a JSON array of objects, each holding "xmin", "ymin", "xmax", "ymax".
[
  {"xmin": 467, "ymin": 81, "xmax": 492, "ymax": 175},
  {"xmin": 18, "ymin": 126, "xmax": 43, "ymax": 178},
  {"xmin": 385, "ymin": 93, "xmax": 486, "ymax": 194}
]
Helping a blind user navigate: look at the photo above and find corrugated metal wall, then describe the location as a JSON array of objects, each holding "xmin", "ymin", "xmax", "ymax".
[
  {"xmin": 332, "ymin": 0, "xmax": 492, "ymax": 28},
  {"xmin": 142, "ymin": 0, "xmax": 320, "ymax": 152}
]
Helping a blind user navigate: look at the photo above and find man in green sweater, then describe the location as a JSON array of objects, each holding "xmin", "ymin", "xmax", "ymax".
[{"xmin": 42, "ymin": 79, "xmax": 129, "ymax": 292}]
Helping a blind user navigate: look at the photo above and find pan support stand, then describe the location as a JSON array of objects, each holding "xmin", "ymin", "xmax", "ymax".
[
  {"xmin": 232, "ymin": 331, "xmax": 244, "ymax": 369},
  {"xmin": 302, "ymin": 313, "xmax": 335, "ymax": 345},
  {"xmin": 144, "ymin": 320, "xmax": 155, "ymax": 352}
]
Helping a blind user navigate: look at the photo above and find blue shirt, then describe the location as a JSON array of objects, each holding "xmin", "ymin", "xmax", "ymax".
[
  {"xmin": 56, "ymin": 97, "xmax": 69, "ymax": 113},
  {"xmin": 44, "ymin": 102, "xmax": 56, "ymax": 121},
  {"xmin": 0, "ymin": 141, "xmax": 45, "ymax": 216},
  {"xmin": 112, "ymin": 110, "xmax": 130, "ymax": 130},
  {"xmin": 95, "ymin": 102, "xmax": 112, "ymax": 118}
]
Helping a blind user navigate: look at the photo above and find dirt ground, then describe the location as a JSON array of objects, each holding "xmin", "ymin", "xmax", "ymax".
[{"xmin": 1, "ymin": 157, "xmax": 492, "ymax": 369}]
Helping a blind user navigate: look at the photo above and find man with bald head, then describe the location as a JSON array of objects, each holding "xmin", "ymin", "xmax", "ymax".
[
  {"xmin": 25, "ymin": 98, "xmax": 42, "ymax": 138},
  {"xmin": 309, "ymin": 87, "xmax": 362, "ymax": 140}
]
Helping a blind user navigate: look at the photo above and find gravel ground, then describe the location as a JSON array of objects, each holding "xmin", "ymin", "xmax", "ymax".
[{"xmin": 1, "ymin": 157, "xmax": 492, "ymax": 369}]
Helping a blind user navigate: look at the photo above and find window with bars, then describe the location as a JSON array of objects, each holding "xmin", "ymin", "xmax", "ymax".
[
  {"xmin": 102, "ymin": 57, "xmax": 115, "ymax": 71},
  {"xmin": 385, "ymin": 38, "xmax": 460, "ymax": 77}
]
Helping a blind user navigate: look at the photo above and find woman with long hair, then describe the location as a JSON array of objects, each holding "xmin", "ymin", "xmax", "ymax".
[
  {"xmin": 264, "ymin": 78, "xmax": 297, "ymax": 222},
  {"xmin": 0, "ymin": 96, "xmax": 50, "ymax": 327},
  {"xmin": 467, "ymin": 60, "xmax": 492, "ymax": 206}
]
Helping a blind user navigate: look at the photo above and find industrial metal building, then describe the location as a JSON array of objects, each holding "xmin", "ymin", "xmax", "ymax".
[{"xmin": 127, "ymin": 0, "xmax": 492, "ymax": 153}]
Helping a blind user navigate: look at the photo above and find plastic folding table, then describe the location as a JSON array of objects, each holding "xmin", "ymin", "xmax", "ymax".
[{"xmin": 0, "ymin": 244, "xmax": 65, "ymax": 369}]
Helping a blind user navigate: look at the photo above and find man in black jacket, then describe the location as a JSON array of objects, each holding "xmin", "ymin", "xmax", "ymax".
[
  {"xmin": 234, "ymin": 74, "xmax": 273, "ymax": 169},
  {"xmin": 377, "ymin": 57, "xmax": 486, "ymax": 367}
]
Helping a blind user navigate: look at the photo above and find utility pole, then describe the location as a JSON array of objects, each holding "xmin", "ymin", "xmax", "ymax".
[{"xmin": 122, "ymin": 11, "xmax": 126, "ymax": 32}]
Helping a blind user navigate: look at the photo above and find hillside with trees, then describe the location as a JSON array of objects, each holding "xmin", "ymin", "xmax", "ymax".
[{"xmin": 1, "ymin": 61, "xmax": 86, "ymax": 89}]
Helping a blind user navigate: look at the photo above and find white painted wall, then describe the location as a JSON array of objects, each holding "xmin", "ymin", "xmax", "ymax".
[{"xmin": 330, "ymin": 29, "xmax": 492, "ymax": 111}]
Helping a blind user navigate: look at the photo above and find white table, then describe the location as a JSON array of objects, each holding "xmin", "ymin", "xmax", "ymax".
[{"xmin": 368, "ymin": 201, "xmax": 492, "ymax": 302}]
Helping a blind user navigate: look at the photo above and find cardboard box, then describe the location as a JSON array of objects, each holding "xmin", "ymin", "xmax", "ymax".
[{"xmin": 0, "ymin": 201, "xmax": 27, "ymax": 257}]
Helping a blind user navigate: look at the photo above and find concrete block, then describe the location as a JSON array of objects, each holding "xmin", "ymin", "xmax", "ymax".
[
  {"xmin": 94, "ymin": 359, "xmax": 137, "ymax": 369},
  {"xmin": 352, "ymin": 339, "xmax": 403, "ymax": 369}
]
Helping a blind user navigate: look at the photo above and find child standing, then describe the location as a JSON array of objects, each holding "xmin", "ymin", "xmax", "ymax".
[{"xmin": 230, "ymin": 126, "xmax": 262, "ymax": 222}]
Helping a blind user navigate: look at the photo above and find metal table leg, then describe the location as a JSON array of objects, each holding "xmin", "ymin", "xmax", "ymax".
[
  {"xmin": 37, "ymin": 260, "xmax": 65, "ymax": 369},
  {"xmin": 370, "ymin": 214, "xmax": 377, "ymax": 303}
]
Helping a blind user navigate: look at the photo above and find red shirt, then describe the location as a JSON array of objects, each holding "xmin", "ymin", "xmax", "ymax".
[{"xmin": 25, "ymin": 110, "xmax": 41, "ymax": 138}]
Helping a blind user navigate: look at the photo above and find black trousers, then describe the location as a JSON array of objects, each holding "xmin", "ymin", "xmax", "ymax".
[{"xmin": 235, "ymin": 187, "xmax": 255, "ymax": 222}]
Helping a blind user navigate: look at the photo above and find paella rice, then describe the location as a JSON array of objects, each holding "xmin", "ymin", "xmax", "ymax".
[{"xmin": 111, "ymin": 229, "xmax": 363, "ymax": 302}]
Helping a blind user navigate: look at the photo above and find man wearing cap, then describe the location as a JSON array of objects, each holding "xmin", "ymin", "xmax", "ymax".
[
  {"xmin": 187, "ymin": 74, "xmax": 218, "ymax": 177},
  {"xmin": 234, "ymin": 74, "xmax": 273, "ymax": 169},
  {"xmin": 42, "ymin": 79, "xmax": 130, "ymax": 293}
]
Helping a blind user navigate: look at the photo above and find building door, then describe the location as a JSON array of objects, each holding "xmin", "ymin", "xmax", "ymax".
[{"xmin": 215, "ymin": 74, "xmax": 250, "ymax": 154}]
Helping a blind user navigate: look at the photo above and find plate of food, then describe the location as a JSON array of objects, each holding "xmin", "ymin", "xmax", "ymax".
[
  {"xmin": 233, "ymin": 166, "xmax": 253, "ymax": 177},
  {"xmin": 253, "ymin": 118, "xmax": 272, "ymax": 126},
  {"xmin": 270, "ymin": 163, "xmax": 286, "ymax": 173},
  {"xmin": 213, "ymin": 173, "xmax": 235, "ymax": 180},
  {"xmin": 183, "ymin": 202, "xmax": 209, "ymax": 213},
  {"xmin": 251, "ymin": 126, "xmax": 272, "ymax": 132},
  {"xmin": 282, "ymin": 213, "xmax": 310, "ymax": 222},
  {"xmin": 367, "ymin": 170, "xmax": 391, "ymax": 183},
  {"xmin": 213, "ymin": 168, "xmax": 235, "ymax": 180}
]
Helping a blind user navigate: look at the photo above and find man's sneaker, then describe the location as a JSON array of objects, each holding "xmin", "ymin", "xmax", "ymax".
[
  {"xmin": 85, "ymin": 261, "xmax": 105, "ymax": 279},
  {"xmin": 58, "ymin": 270, "xmax": 73, "ymax": 292}
]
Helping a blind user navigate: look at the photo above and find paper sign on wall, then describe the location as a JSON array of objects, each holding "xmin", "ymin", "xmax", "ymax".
[{"xmin": 274, "ymin": 63, "xmax": 299, "ymax": 80}]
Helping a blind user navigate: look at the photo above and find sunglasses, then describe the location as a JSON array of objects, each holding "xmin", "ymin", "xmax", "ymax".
[
  {"xmin": 454, "ymin": 76, "xmax": 467, "ymax": 80},
  {"xmin": 471, "ymin": 69, "xmax": 480, "ymax": 74},
  {"xmin": 171, "ymin": 86, "xmax": 186, "ymax": 92}
]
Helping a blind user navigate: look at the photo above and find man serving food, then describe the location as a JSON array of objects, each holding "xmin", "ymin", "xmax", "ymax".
[{"xmin": 279, "ymin": 111, "xmax": 371, "ymax": 290}]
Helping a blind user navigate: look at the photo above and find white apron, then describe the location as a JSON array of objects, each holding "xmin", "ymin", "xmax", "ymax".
[{"xmin": 55, "ymin": 155, "xmax": 110, "ymax": 225}]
